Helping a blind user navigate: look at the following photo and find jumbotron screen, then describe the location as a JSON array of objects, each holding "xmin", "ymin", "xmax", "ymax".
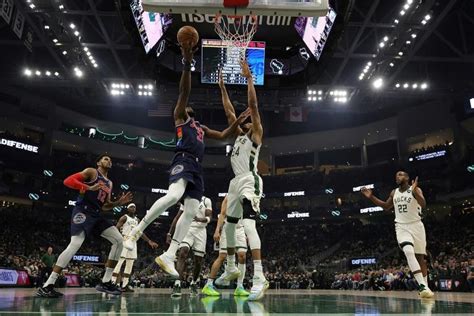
[{"xmin": 201, "ymin": 39, "xmax": 265, "ymax": 86}]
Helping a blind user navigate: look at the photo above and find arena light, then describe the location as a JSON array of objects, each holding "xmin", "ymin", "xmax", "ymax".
[
  {"xmin": 406, "ymin": 40, "xmax": 411, "ymax": 44},
  {"xmin": 411, "ymin": 33, "xmax": 417, "ymax": 38},
  {"xmin": 403, "ymin": 83, "xmax": 409, "ymax": 88},
  {"xmin": 24, "ymin": 68, "xmax": 32, "ymax": 76},
  {"xmin": 59, "ymin": 4, "xmax": 64, "ymax": 10},
  {"xmin": 35, "ymin": 70, "xmax": 41, "ymax": 76},
  {"xmin": 412, "ymin": 83, "xmax": 418, "ymax": 89},
  {"xmin": 394, "ymin": 19, "xmax": 399, "ymax": 24},
  {"xmin": 389, "ymin": 62, "xmax": 394, "ymax": 67},
  {"xmin": 74, "ymin": 31, "xmax": 80, "ymax": 37},
  {"xmin": 424, "ymin": 14, "xmax": 431, "ymax": 21},
  {"xmin": 62, "ymin": 50, "xmax": 67, "ymax": 55},
  {"xmin": 383, "ymin": 36, "xmax": 389, "ymax": 42},
  {"xmin": 318, "ymin": 90, "xmax": 323, "ymax": 95},
  {"xmin": 400, "ymin": 10, "xmax": 405, "ymax": 16},
  {"xmin": 45, "ymin": 71, "xmax": 51, "ymax": 76},
  {"xmin": 403, "ymin": 4, "xmax": 409, "ymax": 10},
  {"xmin": 29, "ymin": 3, "xmax": 35, "ymax": 9},
  {"xmin": 83, "ymin": 47, "xmax": 89, "ymax": 52},
  {"xmin": 395, "ymin": 83, "xmax": 400, "ymax": 88},
  {"xmin": 372, "ymin": 78, "xmax": 384, "ymax": 89},
  {"xmin": 379, "ymin": 42, "xmax": 385, "ymax": 48},
  {"xmin": 54, "ymin": 72, "xmax": 59, "ymax": 76},
  {"xmin": 421, "ymin": 20, "xmax": 427, "ymax": 25},
  {"xmin": 69, "ymin": 23, "xmax": 76, "ymax": 29},
  {"xmin": 52, "ymin": 38, "xmax": 58, "ymax": 43},
  {"xmin": 421, "ymin": 82, "xmax": 428, "ymax": 90},
  {"xmin": 44, "ymin": 25, "xmax": 50, "ymax": 30},
  {"xmin": 398, "ymin": 51, "xmax": 403, "ymax": 56},
  {"xmin": 74, "ymin": 67, "xmax": 83, "ymax": 78}
]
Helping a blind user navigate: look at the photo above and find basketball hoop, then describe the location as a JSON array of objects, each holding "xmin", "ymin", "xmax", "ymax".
[{"xmin": 214, "ymin": 13, "xmax": 258, "ymax": 59}]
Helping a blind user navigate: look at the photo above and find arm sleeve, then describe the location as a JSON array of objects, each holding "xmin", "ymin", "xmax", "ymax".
[{"xmin": 63, "ymin": 172, "xmax": 88, "ymax": 192}]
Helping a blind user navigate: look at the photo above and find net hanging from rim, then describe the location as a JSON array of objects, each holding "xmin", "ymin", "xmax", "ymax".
[{"xmin": 214, "ymin": 13, "xmax": 258, "ymax": 60}]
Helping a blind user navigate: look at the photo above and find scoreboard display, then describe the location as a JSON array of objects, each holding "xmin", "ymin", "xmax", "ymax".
[{"xmin": 201, "ymin": 39, "xmax": 265, "ymax": 86}]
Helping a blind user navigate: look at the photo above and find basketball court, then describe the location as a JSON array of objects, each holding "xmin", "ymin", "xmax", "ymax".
[{"xmin": 1, "ymin": 288, "xmax": 473, "ymax": 314}]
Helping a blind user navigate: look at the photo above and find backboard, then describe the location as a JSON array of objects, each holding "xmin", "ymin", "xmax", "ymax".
[{"xmin": 141, "ymin": 0, "xmax": 329, "ymax": 17}]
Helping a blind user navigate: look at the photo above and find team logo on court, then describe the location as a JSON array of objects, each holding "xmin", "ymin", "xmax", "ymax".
[
  {"xmin": 73, "ymin": 212, "xmax": 87, "ymax": 224},
  {"xmin": 171, "ymin": 164, "xmax": 184, "ymax": 175}
]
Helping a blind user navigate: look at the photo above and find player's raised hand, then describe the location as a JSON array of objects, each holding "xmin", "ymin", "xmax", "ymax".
[
  {"xmin": 213, "ymin": 231, "xmax": 220, "ymax": 243},
  {"xmin": 148, "ymin": 240, "xmax": 159, "ymax": 249},
  {"xmin": 88, "ymin": 182, "xmax": 104, "ymax": 191},
  {"xmin": 411, "ymin": 176, "xmax": 419, "ymax": 191},
  {"xmin": 237, "ymin": 108, "xmax": 251, "ymax": 123},
  {"xmin": 218, "ymin": 69, "xmax": 225, "ymax": 88},
  {"xmin": 240, "ymin": 59, "xmax": 252, "ymax": 78},
  {"xmin": 180, "ymin": 41, "xmax": 195, "ymax": 62},
  {"xmin": 118, "ymin": 192, "xmax": 133, "ymax": 205},
  {"xmin": 361, "ymin": 187, "xmax": 373, "ymax": 199}
]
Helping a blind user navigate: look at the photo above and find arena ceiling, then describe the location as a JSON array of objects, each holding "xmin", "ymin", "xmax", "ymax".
[{"xmin": 0, "ymin": 0, "xmax": 473, "ymax": 136}]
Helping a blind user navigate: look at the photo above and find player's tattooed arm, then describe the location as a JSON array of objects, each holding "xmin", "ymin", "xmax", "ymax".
[
  {"xmin": 174, "ymin": 45, "xmax": 194, "ymax": 126},
  {"xmin": 240, "ymin": 60, "xmax": 263, "ymax": 144},
  {"xmin": 116, "ymin": 215, "xmax": 127, "ymax": 230},
  {"xmin": 361, "ymin": 188, "xmax": 394, "ymax": 210},
  {"xmin": 202, "ymin": 108, "xmax": 251, "ymax": 140}
]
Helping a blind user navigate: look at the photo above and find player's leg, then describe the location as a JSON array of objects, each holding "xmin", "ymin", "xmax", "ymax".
[
  {"xmin": 112, "ymin": 257, "xmax": 126, "ymax": 285},
  {"xmin": 396, "ymin": 224, "xmax": 433, "ymax": 298},
  {"xmin": 190, "ymin": 255, "xmax": 203, "ymax": 296},
  {"xmin": 189, "ymin": 228, "xmax": 206, "ymax": 296},
  {"xmin": 121, "ymin": 259, "xmax": 135, "ymax": 292},
  {"xmin": 37, "ymin": 231, "xmax": 86, "ymax": 297},
  {"xmin": 125, "ymin": 178, "xmax": 187, "ymax": 248},
  {"xmin": 96, "ymin": 226, "xmax": 123, "ymax": 295},
  {"xmin": 202, "ymin": 252, "xmax": 226, "ymax": 296},
  {"xmin": 156, "ymin": 196, "xmax": 200, "ymax": 278},
  {"xmin": 413, "ymin": 222, "xmax": 433, "ymax": 296},
  {"xmin": 235, "ymin": 250, "xmax": 250, "ymax": 296},
  {"xmin": 173, "ymin": 243, "xmax": 190, "ymax": 297},
  {"xmin": 224, "ymin": 179, "xmax": 242, "ymax": 280}
]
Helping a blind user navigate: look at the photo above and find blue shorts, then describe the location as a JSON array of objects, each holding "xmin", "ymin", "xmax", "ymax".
[
  {"xmin": 169, "ymin": 153, "xmax": 204, "ymax": 201},
  {"xmin": 70, "ymin": 205, "xmax": 113, "ymax": 237}
]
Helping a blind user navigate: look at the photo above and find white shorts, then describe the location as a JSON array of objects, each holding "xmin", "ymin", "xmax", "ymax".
[
  {"xmin": 219, "ymin": 222, "xmax": 247, "ymax": 254},
  {"xmin": 179, "ymin": 226, "xmax": 207, "ymax": 257},
  {"xmin": 120, "ymin": 241, "xmax": 137, "ymax": 259},
  {"xmin": 395, "ymin": 221, "xmax": 427, "ymax": 255},
  {"xmin": 227, "ymin": 173, "xmax": 263, "ymax": 220}
]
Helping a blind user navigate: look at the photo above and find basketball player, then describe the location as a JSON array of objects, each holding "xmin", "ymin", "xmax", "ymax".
[
  {"xmin": 167, "ymin": 196, "xmax": 212, "ymax": 297},
  {"xmin": 112, "ymin": 203, "xmax": 159, "ymax": 292},
  {"xmin": 361, "ymin": 171, "xmax": 434, "ymax": 298},
  {"xmin": 219, "ymin": 60, "xmax": 268, "ymax": 300},
  {"xmin": 202, "ymin": 196, "xmax": 250, "ymax": 297},
  {"xmin": 36, "ymin": 155, "xmax": 132, "ymax": 297},
  {"xmin": 123, "ymin": 40, "xmax": 250, "ymax": 279}
]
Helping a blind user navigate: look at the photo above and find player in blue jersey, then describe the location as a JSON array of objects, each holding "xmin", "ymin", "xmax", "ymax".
[
  {"xmin": 124, "ymin": 38, "xmax": 250, "ymax": 278},
  {"xmin": 36, "ymin": 155, "xmax": 133, "ymax": 298}
]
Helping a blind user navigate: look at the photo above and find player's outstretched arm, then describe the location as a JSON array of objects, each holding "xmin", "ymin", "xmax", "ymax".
[
  {"xmin": 202, "ymin": 108, "xmax": 250, "ymax": 140},
  {"xmin": 219, "ymin": 70, "xmax": 241, "ymax": 128},
  {"xmin": 103, "ymin": 188, "xmax": 133, "ymax": 211},
  {"xmin": 63, "ymin": 168, "xmax": 98, "ymax": 192},
  {"xmin": 174, "ymin": 44, "xmax": 194, "ymax": 126},
  {"xmin": 141, "ymin": 233, "xmax": 159, "ymax": 249},
  {"xmin": 241, "ymin": 60, "xmax": 263, "ymax": 144},
  {"xmin": 361, "ymin": 188, "xmax": 395, "ymax": 210}
]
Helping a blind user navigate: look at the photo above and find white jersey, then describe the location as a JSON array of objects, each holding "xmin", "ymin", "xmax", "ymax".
[
  {"xmin": 121, "ymin": 214, "xmax": 139, "ymax": 237},
  {"xmin": 393, "ymin": 186, "xmax": 422, "ymax": 224},
  {"xmin": 180, "ymin": 196, "xmax": 212, "ymax": 229},
  {"xmin": 231, "ymin": 133, "xmax": 261, "ymax": 177}
]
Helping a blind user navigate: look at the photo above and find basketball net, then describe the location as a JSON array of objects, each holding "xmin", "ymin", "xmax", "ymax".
[{"xmin": 214, "ymin": 13, "xmax": 258, "ymax": 60}]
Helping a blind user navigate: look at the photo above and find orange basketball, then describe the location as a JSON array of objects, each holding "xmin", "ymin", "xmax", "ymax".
[{"xmin": 177, "ymin": 26, "xmax": 199, "ymax": 47}]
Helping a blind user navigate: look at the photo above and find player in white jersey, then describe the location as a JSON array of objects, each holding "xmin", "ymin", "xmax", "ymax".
[
  {"xmin": 166, "ymin": 196, "xmax": 212, "ymax": 297},
  {"xmin": 361, "ymin": 171, "xmax": 434, "ymax": 299},
  {"xmin": 218, "ymin": 60, "xmax": 268, "ymax": 301},
  {"xmin": 111, "ymin": 204, "xmax": 159, "ymax": 292},
  {"xmin": 202, "ymin": 196, "xmax": 250, "ymax": 297}
]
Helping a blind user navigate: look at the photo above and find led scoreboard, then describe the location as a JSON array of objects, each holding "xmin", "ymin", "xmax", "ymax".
[{"xmin": 201, "ymin": 39, "xmax": 265, "ymax": 86}]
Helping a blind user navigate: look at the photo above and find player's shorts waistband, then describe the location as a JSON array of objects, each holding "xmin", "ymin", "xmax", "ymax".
[
  {"xmin": 232, "ymin": 171, "xmax": 258, "ymax": 179},
  {"xmin": 395, "ymin": 220, "xmax": 422, "ymax": 225},
  {"xmin": 174, "ymin": 151, "xmax": 201, "ymax": 163}
]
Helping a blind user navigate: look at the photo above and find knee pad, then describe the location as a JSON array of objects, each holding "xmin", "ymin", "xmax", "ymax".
[
  {"xmin": 227, "ymin": 216, "xmax": 239, "ymax": 224},
  {"xmin": 242, "ymin": 199, "xmax": 257, "ymax": 220},
  {"xmin": 242, "ymin": 218, "xmax": 261, "ymax": 250}
]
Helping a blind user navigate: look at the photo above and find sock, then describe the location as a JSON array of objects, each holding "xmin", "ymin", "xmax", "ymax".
[
  {"xmin": 237, "ymin": 263, "xmax": 246, "ymax": 286},
  {"xmin": 227, "ymin": 255, "xmax": 236, "ymax": 269},
  {"xmin": 102, "ymin": 267, "xmax": 114, "ymax": 283},
  {"xmin": 206, "ymin": 278, "xmax": 214, "ymax": 286},
  {"xmin": 423, "ymin": 275, "xmax": 428, "ymax": 285},
  {"xmin": 122, "ymin": 277, "xmax": 129, "ymax": 287},
  {"xmin": 175, "ymin": 279, "xmax": 181, "ymax": 287},
  {"xmin": 165, "ymin": 240, "xmax": 180, "ymax": 259},
  {"xmin": 44, "ymin": 271, "xmax": 59, "ymax": 287},
  {"xmin": 254, "ymin": 260, "xmax": 264, "ymax": 280},
  {"xmin": 111, "ymin": 274, "xmax": 118, "ymax": 283},
  {"xmin": 414, "ymin": 272, "xmax": 426, "ymax": 287}
]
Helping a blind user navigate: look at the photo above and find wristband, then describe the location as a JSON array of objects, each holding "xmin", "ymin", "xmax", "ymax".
[
  {"xmin": 182, "ymin": 60, "xmax": 192, "ymax": 71},
  {"xmin": 205, "ymin": 216, "xmax": 211, "ymax": 223}
]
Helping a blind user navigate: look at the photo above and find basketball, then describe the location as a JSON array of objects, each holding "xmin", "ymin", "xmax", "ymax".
[{"xmin": 177, "ymin": 26, "xmax": 199, "ymax": 47}]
